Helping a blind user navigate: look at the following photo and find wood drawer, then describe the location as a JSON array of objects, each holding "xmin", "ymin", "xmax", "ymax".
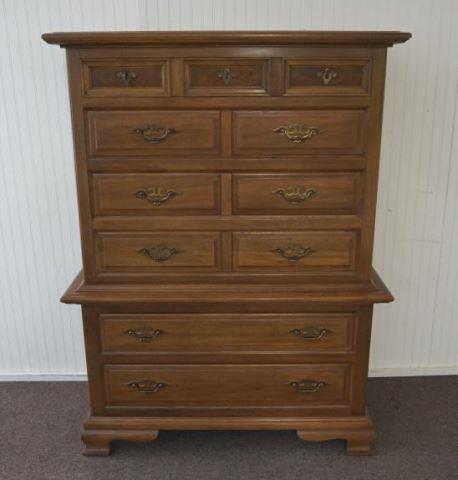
[
  {"xmin": 88, "ymin": 110, "xmax": 220, "ymax": 156},
  {"xmin": 104, "ymin": 364, "xmax": 350, "ymax": 407},
  {"xmin": 284, "ymin": 59, "xmax": 371, "ymax": 95},
  {"xmin": 233, "ymin": 173, "xmax": 362, "ymax": 215},
  {"xmin": 91, "ymin": 174, "xmax": 221, "ymax": 216},
  {"xmin": 82, "ymin": 59, "xmax": 169, "ymax": 96},
  {"xmin": 233, "ymin": 231, "xmax": 358, "ymax": 272},
  {"xmin": 184, "ymin": 59, "xmax": 270, "ymax": 96},
  {"xmin": 96, "ymin": 232, "xmax": 222, "ymax": 273},
  {"xmin": 101, "ymin": 313, "xmax": 355, "ymax": 353},
  {"xmin": 233, "ymin": 110, "xmax": 366, "ymax": 156}
]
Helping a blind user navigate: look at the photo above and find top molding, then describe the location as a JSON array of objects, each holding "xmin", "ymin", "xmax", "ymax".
[{"xmin": 42, "ymin": 30, "xmax": 411, "ymax": 48}]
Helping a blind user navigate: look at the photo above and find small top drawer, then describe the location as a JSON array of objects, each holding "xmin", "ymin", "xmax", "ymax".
[
  {"xmin": 83, "ymin": 60, "xmax": 169, "ymax": 96},
  {"xmin": 284, "ymin": 59, "xmax": 371, "ymax": 95},
  {"xmin": 184, "ymin": 59, "xmax": 270, "ymax": 96}
]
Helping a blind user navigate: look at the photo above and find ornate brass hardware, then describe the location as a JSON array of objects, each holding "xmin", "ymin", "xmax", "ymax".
[
  {"xmin": 133, "ymin": 124, "xmax": 176, "ymax": 144},
  {"xmin": 126, "ymin": 380, "xmax": 166, "ymax": 395},
  {"xmin": 116, "ymin": 69, "xmax": 137, "ymax": 85},
  {"xmin": 273, "ymin": 186, "xmax": 317, "ymax": 204},
  {"xmin": 289, "ymin": 327, "xmax": 330, "ymax": 341},
  {"xmin": 123, "ymin": 328, "xmax": 163, "ymax": 342},
  {"xmin": 134, "ymin": 187, "xmax": 181, "ymax": 206},
  {"xmin": 138, "ymin": 244, "xmax": 183, "ymax": 263},
  {"xmin": 217, "ymin": 67, "xmax": 235, "ymax": 85},
  {"xmin": 316, "ymin": 67, "xmax": 338, "ymax": 85},
  {"xmin": 289, "ymin": 379, "xmax": 327, "ymax": 393},
  {"xmin": 272, "ymin": 244, "xmax": 313, "ymax": 262},
  {"xmin": 273, "ymin": 124, "xmax": 320, "ymax": 143}
]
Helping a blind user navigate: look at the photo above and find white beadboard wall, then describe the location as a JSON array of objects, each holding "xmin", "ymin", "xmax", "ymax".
[{"xmin": 1, "ymin": 0, "xmax": 457, "ymax": 379}]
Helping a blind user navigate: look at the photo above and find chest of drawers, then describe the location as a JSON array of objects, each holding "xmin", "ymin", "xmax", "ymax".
[{"xmin": 43, "ymin": 30, "xmax": 410, "ymax": 456}]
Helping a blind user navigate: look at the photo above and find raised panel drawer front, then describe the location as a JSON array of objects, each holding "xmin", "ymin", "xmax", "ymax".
[
  {"xmin": 101, "ymin": 313, "xmax": 355, "ymax": 353},
  {"xmin": 88, "ymin": 111, "xmax": 220, "ymax": 156},
  {"xmin": 96, "ymin": 232, "xmax": 222, "ymax": 273},
  {"xmin": 233, "ymin": 232, "xmax": 357, "ymax": 272},
  {"xmin": 184, "ymin": 59, "xmax": 269, "ymax": 95},
  {"xmin": 233, "ymin": 173, "xmax": 362, "ymax": 215},
  {"xmin": 233, "ymin": 110, "xmax": 366, "ymax": 156},
  {"xmin": 104, "ymin": 364, "xmax": 350, "ymax": 407},
  {"xmin": 284, "ymin": 59, "xmax": 371, "ymax": 95},
  {"xmin": 83, "ymin": 59, "xmax": 169, "ymax": 96},
  {"xmin": 91, "ymin": 174, "xmax": 221, "ymax": 216}
]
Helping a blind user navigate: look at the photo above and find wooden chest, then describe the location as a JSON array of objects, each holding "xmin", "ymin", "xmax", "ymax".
[{"xmin": 43, "ymin": 30, "xmax": 410, "ymax": 456}]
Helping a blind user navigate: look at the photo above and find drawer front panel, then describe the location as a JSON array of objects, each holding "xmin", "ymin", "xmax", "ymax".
[
  {"xmin": 233, "ymin": 231, "xmax": 357, "ymax": 272},
  {"xmin": 233, "ymin": 173, "xmax": 362, "ymax": 215},
  {"xmin": 91, "ymin": 174, "xmax": 221, "ymax": 216},
  {"xmin": 184, "ymin": 59, "xmax": 269, "ymax": 95},
  {"xmin": 83, "ymin": 60, "xmax": 169, "ymax": 96},
  {"xmin": 101, "ymin": 313, "xmax": 355, "ymax": 353},
  {"xmin": 104, "ymin": 364, "xmax": 350, "ymax": 407},
  {"xmin": 284, "ymin": 59, "xmax": 371, "ymax": 95},
  {"xmin": 88, "ymin": 111, "xmax": 220, "ymax": 156},
  {"xmin": 233, "ymin": 110, "xmax": 366, "ymax": 155},
  {"xmin": 96, "ymin": 232, "xmax": 222, "ymax": 272}
]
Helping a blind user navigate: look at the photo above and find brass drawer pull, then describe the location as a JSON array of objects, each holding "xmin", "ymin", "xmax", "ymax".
[
  {"xmin": 134, "ymin": 187, "xmax": 181, "ymax": 206},
  {"xmin": 273, "ymin": 123, "xmax": 320, "ymax": 143},
  {"xmin": 123, "ymin": 328, "xmax": 163, "ymax": 342},
  {"xmin": 133, "ymin": 124, "xmax": 176, "ymax": 144},
  {"xmin": 317, "ymin": 67, "xmax": 338, "ymax": 85},
  {"xmin": 116, "ymin": 69, "xmax": 137, "ymax": 85},
  {"xmin": 290, "ymin": 327, "xmax": 330, "ymax": 341},
  {"xmin": 126, "ymin": 380, "xmax": 166, "ymax": 395},
  {"xmin": 272, "ymin": 244, "xmax": 313, "ymax": 262},
  {"xmin": 273, "ymin": 186, "xmax": 317, "ymax": 204},
  {"xmin": 289, "ymin": 379, "xmax": 327, "ymax": 393},
  {"xmin": 217, "ymin": 67, "xmax": 235, "ymax": 85},
  {"xmin": 138, "ymin": 244, "xmax": 184, "ymax": 263}
]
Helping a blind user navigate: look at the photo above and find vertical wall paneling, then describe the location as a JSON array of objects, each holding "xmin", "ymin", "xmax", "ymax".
[{"xmin": 0, "ymin": 0, "xmax": 457, "ymax": 377}]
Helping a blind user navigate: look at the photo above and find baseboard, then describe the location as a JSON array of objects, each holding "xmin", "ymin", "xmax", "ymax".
[
  {"xmin": 368, "ymin": 366, "xmax": 458, "ymax": 377},
  {"xmin": 0, "ymin": 366, "xmax": 457, "ymax": 382}
]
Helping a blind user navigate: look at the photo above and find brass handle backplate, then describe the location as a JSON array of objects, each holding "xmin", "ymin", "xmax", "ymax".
[
  {"xmin": 217, "ymin": 67, "xmax": 235, "ymax": 85},
  {"xmin": 290, "ymin": 327, "xmax": 330, "ymax": 341},
  {"xmin": 123, "ymin": 328, "xmax": 163, "ymax": 342},
  {"xmin": 289, "ymin": 379, "xmax": 327, "ymax": 393},
  {"xmin": 272, "ymin": 244, "xmax": 313, "ymax": 262},
  {"xmin": 126, "ymin": 380, "xmax": 166, "ymax": 395},
  {"xmin": 133, "ymin": 124, "xmax": 176, "ymax": 144},
  {"xmin": 116, "ymin": 69, "xmax": 137, "ymax": 85},
  {"xmin": 138, "ymin": 244, "xmax": 183, "ymax": 263},
  {"xmin": 317, "ymin": 68, "xmax": 338, "ymax": 85},
  {"xmin": 273, "ymin": 123, "xmax": 320, "ymax": 143},
  {"xmin": 273, "ymin": 186, "xmax": 317, "ymax": 204},
  {"xmin": 134, "ymin": 187, "xmax": 181, "ymax": 206}
]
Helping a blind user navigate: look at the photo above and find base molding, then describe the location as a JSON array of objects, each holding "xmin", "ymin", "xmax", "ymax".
[{"xmin": 82, "ymin": 414, "xmax": 374, "ymax": 456}]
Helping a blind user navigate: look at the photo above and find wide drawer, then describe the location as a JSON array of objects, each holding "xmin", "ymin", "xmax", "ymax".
[
  {"xmin": 284, "ymin": 58, "xmax": 371, "ymax": 95},
  {"xmin": 96, "ymin": 232, "xmax": 222, "ymax": 273},
  {"xmin": 233, "ymin": 231, "xmax": 358, "ymax": 272},
  {"xmin": 184, "ymin": 58, "xmax": 270, "ymax": 96},
  {"xmin": 233, "ymin": 110, "xmax": 366, "ymax": 155},
  {"xmin": 233, "ymin": 173, "xmax": 362, "ymax": 215},
  {"xmin": 101, "ymin": 313, "xmax": 355, "ymax": 353},
  {"xmin": 104, "ymin": 364, "xmax": 350, "ymax": 407},
  {"xmin": 91, "ymin": 173, "xmax": 221, "ymax": 216},
  {"xmin": 88, "ymin": 110, "xmax": 220, "ymax": 156},
  {"xmin": 82, "ymin": 59, "xmax": 169, "ymax": 96}
]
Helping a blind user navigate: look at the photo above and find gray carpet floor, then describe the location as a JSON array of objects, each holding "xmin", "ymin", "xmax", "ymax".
[{"xmin": 0, "ymin": 376, "xmax": 457, "ymax": 480}]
